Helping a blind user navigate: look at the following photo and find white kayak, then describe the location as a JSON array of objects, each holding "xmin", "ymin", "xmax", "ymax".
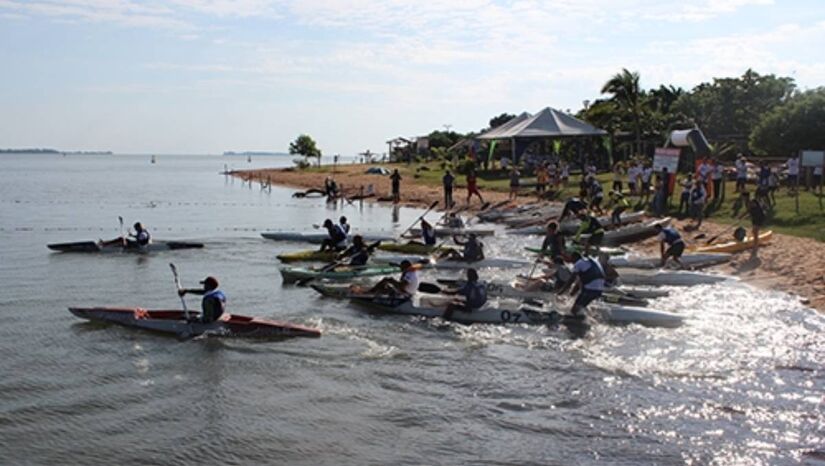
[
  {"xmin": 261, "ymin": 232, "xmax": 394, "ymax": 244},
  {"xmin": 373, "ymin": 255, "xmax": 530, "ymax": 270},
  {"xmin": 615, "ymin": 268, "xmax": 732, "ymax": 286},
  {"xmin": 508, "ymin": 211, "xmax": 645, "ymax": 235},
  {"xmin": 433, "ymin": 278, "xmax": 649, "ymax": 307},
  {"xmin": 405, "ymin": 227, "xmax": 495, "ymax": 238},
  {"xmin": 609, "ymin": 253, "xmax": 731, "ymax": 270}
]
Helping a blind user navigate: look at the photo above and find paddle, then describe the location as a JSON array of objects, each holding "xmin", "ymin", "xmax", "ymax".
[
  {"xmin": 398, "ymin": 200, "xmax": 439, "ymax": 239},
  {"xmin": 118, "ymin": 216, "xmax": 124, "ymax": 238},
  {"xmin": 702, "ymin": 224, "xmax": 739, "ymax": 245},
  {"xmin": 169, "ymin": 263, "xmax": 189, "ymax": 321}
]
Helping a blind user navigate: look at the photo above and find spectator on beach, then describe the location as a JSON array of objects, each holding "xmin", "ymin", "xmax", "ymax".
[
  {"xmin": 585, "ymin": 162, "xmax": 597, "ymax": 179},
  {"xmin": 608, "ymin": 191, "xmax": 629, "ymax": 226},
  {"xmin": 678, "ymin": 174, "xmax": 693, "ymax": 216},
  {"xmin": 814, "ymin": 164, "xmax": 823, "ymax": 195},
  {"xmin": 627, "ymin": 161, "xmax": 639, "ymax": 196},
  {"xmin": 731, "ymin": 190, "xmax": 749, "ymax": 218},
  {"xmin": 547, "ymin": 162, "xmax": 558, "ymax": 188},
  {"xmin": 735, "ymin": 154, "xmax": 748, "ymax": 193},
  {"xmin": 738, "ymin": 193, "xmax": 767, "ymax": 259},
  {"xmin": 509, "ymin": 166, "xmax": 520, "ymax": 200},
  {"xmin": 786, "ymin": 154, "xmax": 799, "ymax": 191},
  {"xmin": 640, "ymin": 163, "xmax": 653, "ymax": 205},
  {"xmin": 712, "ymin": 159, "xmax": 724, "ymax": 202},
  {"xmin": 560, "ymin": 161, "xmax": 569, "ymax": 186},
  {"xmin": 767, "ymin": 167, "xmax": 779, "ymax": 206},
  {"xmin": 390, "ymin": 169, "xmax": 401, "ymax": 203},
  {"xmin": 588, "ymin": 176, "xmax": 604, "ymax": 215},
  {"xmin": 698, "ymin": 158, "xmax": 712, "ymax": 185},
  {"xmin": 757, "ymin": 161, "xmax": 770, "ymax": 188},
  {"xmin": 612, "ymin": 162, "xmax": 624, "ymax": 193},
  {"xmin": 466, "ymin": 169, "xmax": 484, "ymax": 205},
  {"xmin": 535, "ymin": 164, "xmax": 548, "ymax": 195},
  {"xmin": 442, "ymin": 170, "xmax": 455, "ymax": 208},
  {"xmin": 689, "ymin": 179, "xmax": 706, "ymax": 228}
]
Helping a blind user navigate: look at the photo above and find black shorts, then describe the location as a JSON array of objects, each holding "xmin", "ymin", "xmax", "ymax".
[
  {"xmin": 573, "ymin": 289, "xmax": 602, "ymax": 313},
  {"xmin": 665, "ymin": 241, "xmax": 685, "ymax": 259}
]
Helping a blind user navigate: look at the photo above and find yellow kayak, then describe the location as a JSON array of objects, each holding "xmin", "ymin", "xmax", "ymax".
[{"xmin": 690, "ymin": 230, "xmax": 773, "ymax": 254}]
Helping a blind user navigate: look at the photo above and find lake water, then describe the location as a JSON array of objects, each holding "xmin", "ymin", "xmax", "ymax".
[{"xmin": 0, "ymin": 154, "xmax": 822, "ymax": 465}]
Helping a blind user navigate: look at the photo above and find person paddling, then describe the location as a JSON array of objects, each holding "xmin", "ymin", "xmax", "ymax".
[
  {"xmin": 441, "ymin": 233, "xmax": 484, "ymax": 262},
  {"xmin": 444, "ymin": 212, "xmax": 464, "ymax": 229},
  {"xmin": 654, "ymin": 224, "xmax": 686, "ymax": 268},
  {"xmin": 420, "ymin": 219, "xmax": 437, "ymax": 246},
  {"xmin": 338, "ymin": 216, "xmax": 351, "ymax": 236},
  {"xmin": 443, "ymin": 268, "xmax": 488, "ymax": 319},
  {"xmin": 337, "ymin": 235, "xmax": 373, "ymax": 266},
  {"xmin": 370, "ymin": 260, "xmax": 419, "ymax": 298},
  {"xmin": 178, "ymin": 276, "xmax": 226, "ymax": 323},
  {"xmin": 319, "ymin": 219, "xmax": 347, "ymax": 252},
  {"xmin": 574, "ymin": 211, "xmax": 604, "ymax": 255},
  {"xmin": 100, "ymin": 221, "xmax": 151, "ymax": 248},
  {"xmin": 540, "ymin": 221, "xmax": 566, "ymax": 262}
]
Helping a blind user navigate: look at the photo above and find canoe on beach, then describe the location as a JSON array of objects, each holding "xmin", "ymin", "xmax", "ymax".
[
  {"xmin": 609, "ymin": 252, "xmax": 731, "ymax": 269},
  {"xmin": 507, "ymin": 211, "xmax": 645, "ymax": 235},
  {"xmin": 48, "ymin": 240, "xmax": 204, "ymax": 253},
  {"xmin": 689, "ymin": 231, "xmax": 773, "ymax": 254},
  {"xmin": 68, "ymin": 307, "xmax": 321, "ymax": 338}
]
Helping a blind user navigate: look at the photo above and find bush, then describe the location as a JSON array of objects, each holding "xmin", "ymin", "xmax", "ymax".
[{"xmin": 293, "ymin": 158, "xmax": 311, "ymax": 169}]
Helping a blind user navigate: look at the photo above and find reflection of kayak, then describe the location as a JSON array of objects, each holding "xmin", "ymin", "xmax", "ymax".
[
  {"xmin": 261, "ymin": 232, "xmax": 394, "ymax": 244},
  {"xmin": 68, "ymin": 307, "xmax": 321, "ymax": 338},
  {"xmin": 609, "ymin": 253, "xmax": 731, "ymax": 269},
  {"xmin": 48, "ymin": 240, "xmax": 203, "ymax": 253},
  {"xmin": 280, "ymin": 265, "xmax": 398, "ymax": 283},
  {"xmin": 373, "ymin": 256, "xmax": 530, "ymax": 270},
  {"xmin": 615, "ymin": 268, "xmax": 731, "ymax": 286},
  {"xmin": 689, "ymin": 231, "xmax": 773, "ymax": 254},
  {"xmin": 377, "ymin": 243, "xmax": 457, "ymax": 255},
  {"xmin": 276, "ymin": 249, "xmax": 338, "ymax": 263}
]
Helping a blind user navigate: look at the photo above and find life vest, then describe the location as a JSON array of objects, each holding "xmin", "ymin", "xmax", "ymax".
[
  {"xmin": 349, "ymin": 246, "xmax": 369, "ymax": 266},
  {"xmin": 463, "ymin": 240, "xmax": 483, "ymax": 261},
  {"xmin": 464, "ymin": 282, "xmax": 487, "ymax": 309},
  {"xmin": 329, "ymin": 224, "xmax": 347, "ymax": 243},
  {"xmin": 136, "ymin": 230, "xmax": 151, "ymax": 246},
  {"xmin": 422, "ymin": 226, "xmax": 437, "ymax": 245},
  {"xmin": 340, "ymin": 223, "xmax": 351, "ymax": 235},
  {"xmin": 691, "ymin": 186, "xmax": 705, "ymax": 203},
  {"xmin": 581, "ymin": 216, "xmax": 604, "ymax": 235},
  {"xmin": 578, "ymin": 258, "xmax": 605, "ymax": 285},
  {"xmin": 202, "ymin": 289, "xmax": 226, "ymax": 321}
]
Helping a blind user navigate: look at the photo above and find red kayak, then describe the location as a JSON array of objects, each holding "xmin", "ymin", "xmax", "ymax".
[{"xmin": 68, "ymin": 307, "xmax": 321, "ymax": 339}]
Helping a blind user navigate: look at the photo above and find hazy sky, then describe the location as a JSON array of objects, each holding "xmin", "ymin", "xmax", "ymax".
[{"xmin": 1, "ymin": 0, "xmax": 823, "ymax": 155}]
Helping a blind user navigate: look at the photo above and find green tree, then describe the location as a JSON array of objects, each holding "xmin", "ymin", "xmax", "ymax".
[
  {"xmin": 427, "ymin": 130, "xmax": 462, "ymax": 149},
  {"xmin": 750, "ymin": 88, "xmax": 825, "ymax": 155},
  {"xmin": 601, "ymin": 68, "xmax": 645, "ymax": 154},
  {"xmin": 289, "ymin": 134, "xmax": 322, "ymax": 167},
  {"xmin": 489, "ymin": 113, "xmax": 516, "ymax": 129}
]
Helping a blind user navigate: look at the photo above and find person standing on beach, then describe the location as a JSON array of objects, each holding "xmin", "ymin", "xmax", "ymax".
[
  {"xmin": 509, "ymin": 166, "xmax": 520, "ymax": 200},
  {"xmin": 612, "ymin": 162, "xmax": 624, "ymax": 193},
  {"xmin": 739, "ymin": 195, "xmax": 766, "ymax": 258},
  {"xmin": 735, "ymin": 154, "xmax": 748, "ymax": 193},
  {"xmin": 689, "ymin": 179, "xmax": 706, "ymax": 228},
  {"xmin": 678, "ymin": 174, "xmax": 693, "ymax": 216},
  {"xmin": 390, "ymin": 169, "xmax": 401, "ymax": 203},
  {"xmin": 712, "ymin": 160, "xmax": 724, "ymax": 203},
  {"xmin": 560, "ymin": 161, "xmax": 569, "ymax": 187},
  {"xmin": 466, "ymin": 169, "xmax": 484, "ymax": 205},
  {"xmin": 786, "ymin": 154, "xmax": 799, "ymax": 193},
  {"xmin": 654, "ymin": 224, "xmax": 685, "ymax": 268},
  {"xmin": 442, "ymin": 170, "xmax": 455, "ymax": 208}
]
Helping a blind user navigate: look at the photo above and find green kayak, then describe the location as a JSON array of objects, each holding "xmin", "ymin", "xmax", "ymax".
[
  {"xmin": 377, "ymin": 243, "xmax": 458, "ymax": 255},
  {"xmin": 280, "ymin": 265, "xmax": 399, "ymax": 283},
  {"xmin": 276, "ymin": 249, "xmax": 338, "ymax": 263},
  {"xmin": 524, "ymin": 246, "xmax": 626, "ymax": 257}
]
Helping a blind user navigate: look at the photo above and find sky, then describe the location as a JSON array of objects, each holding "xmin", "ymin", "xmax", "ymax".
[{"xmin": 0, "ymin": 0, "xmax": 823, "ymax": 155}]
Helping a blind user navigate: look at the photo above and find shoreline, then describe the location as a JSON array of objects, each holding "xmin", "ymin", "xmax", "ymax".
[{"xmin": 234, "ymin": 164, "xmax": 825, "ymax": 313}]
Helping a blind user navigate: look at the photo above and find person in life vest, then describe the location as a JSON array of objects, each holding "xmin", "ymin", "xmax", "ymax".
[
  {"xmin": 338, "ymin": 216, "xmax": 351, "ymax": 236},
  {"xmin": 440, "ymin": 233, "xmax": 484, "ymax": 262},
  {"xmin": 560, "ymin": 196, "xmax": 588, "ymax": 220},
  {"xmin": 607, "ymin": 191, "xmax": 630, "ymax": 226},
  {"xmin": 419, "ymin": 219, "xmax": 437, "ymax": 246},
  {"xmin": 100, "ymin": 221, "xmax": 151, "ymax": 248},
  {"xmin": 588, "ymin": 176, "xmax": 605, "ymax": 215},
  {"xmin": 444, "ymin": 212, "xmax": 465, "ymax": 229},
  {"xmin": 654, "ymin": 224, "xmax": 686, "ymax": 268},
  {"xmin": 541, "ymin": 221, "xmax": 566, "ymax": 262},
  {"xmin": 319, "ymin": 219, "xmax": 347, "ymax": 252},
  {"xmin": 369, "ymin": 260, "xmax": 419, "ymax": 299},
  {"xmin": 565, "ymin": 251, "xmax": 606, "ymax": 318},
  {"xmin": 443, "ymin": 268, "xmax": 488, "ymax": 319},
  {"xmin": 689, "ymin": 180, "xmax": 707, "ymax": 228},
  {"xmin": 574, "ymin": 211, "xmax": 605, "ymax": 255},
  {"xmin": 178, "ymin": 276, "xmax": 226, "ymax": 323},
  {"xmin": 337, "ymin": 235, "xmax": 375, "ymax": 266}
]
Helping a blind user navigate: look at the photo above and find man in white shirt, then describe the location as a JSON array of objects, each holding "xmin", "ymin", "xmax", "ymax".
[
  {"xmin": 370, "ymin": 260, "xmax": 419, "ymax": 298},
  {"xmin": 787, "ymin": 155, "xmax": 799, "ymax": 187},
  {"xmin": 735, "ymin": 155, "xmax": 748, "ymax": 193}
]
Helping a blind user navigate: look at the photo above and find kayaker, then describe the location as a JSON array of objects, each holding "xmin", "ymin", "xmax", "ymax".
[
  {"xmin": 607, "ymin": 191, "xmax": 629, "ymax": 226},
  {"xmin": 541, "ymin": 221, "xmax": 566, "ymax": 261},
  {"xmin": 566, "ymin": 251, "xmax": 606, "ymax": 319},
  {"xmin": 560, "ymin": 196, "xmax": 588, "ymax": 220},
  {"xmin": 100, "ymin": 221, "xmax": 151, "ymax": 248},
  {"xmin": 338, "ymin": 235, "xmax": 372, "ymax": 266},
  {"xmin": 442, "ymin": 233, "xmax": 484, "ymax": 262},
  {"xmin": 339, "ymin": 216, "xmax": 351, "ymax": 236},
  {"xmin": 178, "ymin": 276, "xmax": 226, "ymax": 323},
  {"xmin": 654, "ymin": 224, "xmax": 686, "ymax": 268},
  {"xmin": 574, "ymin": 211, "xmax": 604, "ymax": 254},
  {"xmin": 445, "ymin": 212, "xmax": 465, "ymax": 229},
  {"xmin": 420, "ymin": 219, "xmax": 437, "ymax": 246},
  {"xmin": 370, "ymin": 260, "xmax": 419, "ymax": 298},
  {"xmin": 319, "ymin": 219, "xmax": 347, "ymax": 252},
  {"xmin": 443, "ymin": 268, "xmax": 488, "ymax": 319},
  {"xmin": 588, "ymin": 177, "xmax": 604, "ymax": 215}
]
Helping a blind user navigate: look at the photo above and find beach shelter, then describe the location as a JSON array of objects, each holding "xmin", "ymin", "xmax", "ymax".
[{"xmin": 477, "ymin": 107, "xmax": 608, "ymax": 163}]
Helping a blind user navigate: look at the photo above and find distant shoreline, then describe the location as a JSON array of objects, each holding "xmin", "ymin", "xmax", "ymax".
[{"xmin": 0, "ymin": 149, "xmax": 112, "ymax": 155}]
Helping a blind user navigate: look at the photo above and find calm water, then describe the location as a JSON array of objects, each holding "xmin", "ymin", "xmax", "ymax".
[{"xmin": 0, "ymin": 154, "xmax": 822, "ymax": 465}]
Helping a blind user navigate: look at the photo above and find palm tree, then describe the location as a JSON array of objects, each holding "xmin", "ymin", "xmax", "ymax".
[{"xmin": 601, "ymin": 69, "xmax": 644, "ymax": 155}]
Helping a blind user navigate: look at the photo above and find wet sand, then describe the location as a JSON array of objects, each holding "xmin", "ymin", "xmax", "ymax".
[{"xmin": 235, "ymin": 164, "xmax": 825, "ymax": 312}]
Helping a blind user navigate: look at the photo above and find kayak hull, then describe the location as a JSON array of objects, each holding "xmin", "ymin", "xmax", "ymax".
[
  {"xmin": 610, "ymin": 253, "xmax": 731, "ymax": 270},
  {"xmin": 508, "ymin": 211, "xmax": 645, "ymax": 235},
  {"xmin": 48, "ymin": 240, "xmax": 204, "ymax": 253},
  {"xmin": 68, "ymin": 307, "xmax": 321, "ymax": 338},
  {"xmin": 615, "ymin": 269, "xmax": 731, "ymax": 286},
  {"xmin": 405, "ymin": 227, "xmax": 495, "ymax": 238},
  {"xmin": 280, "ymin": 265, "xmax": 399, "ymax": 283},
  {"xmin": 377, "ymin": 243, "xmax": 457, "ymax": 255},
  {"xmin": 689, "ymin": 231, "xmax": 773, "ymax": 254},
  {"xmin": 373, "ymin": 256, "xmax": 530, "ymax": 270},
  {"xmin": 261, "ymin": 232, "xmax": 394, "ymax": 244}
]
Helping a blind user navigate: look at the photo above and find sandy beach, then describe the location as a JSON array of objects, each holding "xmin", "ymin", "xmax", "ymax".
[{"xmin": 236, "ymin": 164, "xmax": 825, "ymax": 313}]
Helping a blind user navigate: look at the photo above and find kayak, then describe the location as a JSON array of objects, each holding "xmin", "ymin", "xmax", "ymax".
[
  {"xmin": 525, "ymin": 246, "xmax": 627, "ymax": 256},
  {"xmin": 276, "ymin": 249, "xmax": 338, "ymax": 263},
  {"xmin": 48, "ymin": 240, "xmax": 204, "ymax": 253},
  {"xmin": 596, "ymin": 217, "xmax": 672, "ymax": 246},
  {"xmin": 597, "ymin": 304, "xmax": 684, "ymax": 328},
  {"xmin": 689, "ymin": 230, "xmax": 773, "ymax": 254},
  {"xmin": 508, "ymin": 211, "xmax": 645, "ymax": 235},
  {"xmin": 609, "ymin": 252, "xmax": 731, "ymax": 269},
  {"xmin": 405, "ymin": 227, "xmax": 495, "ymax": 238},
  {"xmin": 377, "ymin": 243, "xmax": 458, "ymax": 255},
  {"xmin": 261, "ymin": 232, "xmax": 394, "ymax": 244},
  {"xmin": 433, "ymin": 278, "xmax": 648, "ymax": 307},
  {"xmin": 280, "ymin": 264, "xmax": 399, "ymax": 283},
  {"xmin": 372, "ymin": 255, "xmax": 531, "ymax": 270},
  {"xmin": 68, "ymin": 307, "xmax": 321, "ymax": 338},
  {"xmin": 615, "ymin": 268, "xmax": 731, "ymax": 286}
]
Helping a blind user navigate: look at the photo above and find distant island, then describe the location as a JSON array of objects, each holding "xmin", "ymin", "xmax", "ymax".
[
  {"xmin": 0, "ymin": 148, "xmax": 112, "ymax": 155},
  {"xmin": 223, "ymin": 151, "xmax": 289, "ymax": 156}
]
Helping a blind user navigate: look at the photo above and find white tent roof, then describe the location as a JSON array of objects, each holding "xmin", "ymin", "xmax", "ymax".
[{"xmin": 478, "ymin": 107, "xmax": 606, "ymax": 140}]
